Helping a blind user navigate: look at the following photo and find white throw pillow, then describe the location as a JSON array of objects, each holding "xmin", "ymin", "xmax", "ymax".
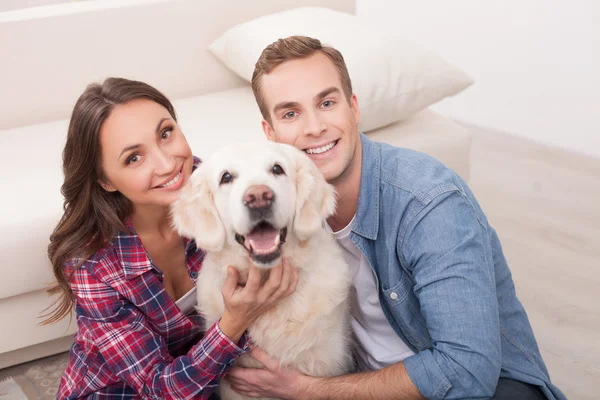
[{"xmin": 208, "ymin": 7, "xmax": 474, "ymax": 133}]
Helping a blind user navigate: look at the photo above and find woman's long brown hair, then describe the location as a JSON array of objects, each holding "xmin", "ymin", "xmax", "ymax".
[{"xmin": 41, "ymin": 77, "xmax": 177, "ymax": 325}]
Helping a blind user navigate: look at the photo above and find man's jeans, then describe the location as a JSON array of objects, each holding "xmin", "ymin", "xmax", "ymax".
[{"xmin": 493, "ymin": 378, "xmax": 548, "ymax": 400}]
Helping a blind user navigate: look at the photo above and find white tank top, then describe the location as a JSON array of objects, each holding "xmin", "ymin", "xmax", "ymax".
[
  {"xmin": 175, "ymin": 286, "xmax": 197, "ymax": 316},
  {"xmin": 326, "ymin": 217, "xmax": 415, "ymax": 371}
]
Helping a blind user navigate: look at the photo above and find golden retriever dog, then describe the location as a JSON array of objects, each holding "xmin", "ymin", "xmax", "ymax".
[{"xmin": 171, "ymin": 141, "xmax": 354, "ymax": 400}]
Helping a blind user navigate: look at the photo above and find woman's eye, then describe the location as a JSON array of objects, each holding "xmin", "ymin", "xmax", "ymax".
[
  {"xmin": 283, "ymin": 111, "xmax": 297, "ymax": 119},
  {"xmin": 126, "ymin": 154, "xmax": 140, "ymax": 165},
  {"xmin": 272, "ymin": 163, "xmax": 285, "ymax": 175},
  {"xmin": 220, "ymin": 172, "xmax": 233, "ymax": 185},
  {"xmin": 160, "ymin": 128, "xmax": 172, "ymax": 140}
]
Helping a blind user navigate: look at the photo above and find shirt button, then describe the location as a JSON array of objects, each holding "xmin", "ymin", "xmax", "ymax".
[
  {"xmin": 390, "ymin": 292, "xmax": 398, "ymax": 300},
  {"xmin": 190, "ymin": 271, "xmax": 198, "ymax": 279}
]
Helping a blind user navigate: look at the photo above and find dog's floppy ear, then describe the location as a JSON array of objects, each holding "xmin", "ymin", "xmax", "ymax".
[
  {"xmin": 170, "ymin": 169, "xmax": 226, "ymax": 252},
  {"xmin": 283, "ymin": 145, "xmax": 337, "ymax": 240}
]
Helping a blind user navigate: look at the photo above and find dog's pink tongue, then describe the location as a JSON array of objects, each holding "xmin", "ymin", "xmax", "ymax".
[{"xmin": 246, "ymin": 227, "xmax": 279, "ymax": 251}]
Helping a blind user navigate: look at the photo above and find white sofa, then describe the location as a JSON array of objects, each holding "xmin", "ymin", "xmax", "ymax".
[{"xmin": 0, "ymin": 0, "xmax": 472, "ymax": 369}]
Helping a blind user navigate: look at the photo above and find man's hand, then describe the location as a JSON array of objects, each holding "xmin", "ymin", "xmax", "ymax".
[
  {"xmin": 227, "ymin": 346, "xmax": 424, "ymax": 400},
  {"xmin": 227, "ymin": 347, "xmax": 309, "ymax": 400}
]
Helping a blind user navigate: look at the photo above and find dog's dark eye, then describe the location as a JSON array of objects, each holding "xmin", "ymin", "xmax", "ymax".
[
  {"xmin": 220, "ymin": 171, "xmax": 233, "ymax": 185},
  {"xmin": 272, "ymin": 164, "xmax": 285, "ymax": 176}
]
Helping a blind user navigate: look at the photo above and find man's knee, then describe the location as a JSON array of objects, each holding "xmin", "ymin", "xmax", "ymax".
[{"xmin": 492, "ymin": 378, "xmax": 547, "ymax": 400}]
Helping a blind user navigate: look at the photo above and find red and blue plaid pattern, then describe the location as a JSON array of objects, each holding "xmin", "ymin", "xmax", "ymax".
[{"xmin": 58, "ymin": 160, "xmax": 248, "ymax": 399}]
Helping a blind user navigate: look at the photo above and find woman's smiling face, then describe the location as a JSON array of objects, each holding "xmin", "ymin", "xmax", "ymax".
[{"xmin": 98, "ymin": 98, "xmax": 194, "ymax": 209}]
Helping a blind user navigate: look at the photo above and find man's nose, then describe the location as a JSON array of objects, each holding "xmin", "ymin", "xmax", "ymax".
[
  {"xmin": 243, "ymin": 185, "xmax": 274, "ymax": 209},
  {"xmin": 303, "ymin": 111, "xmax": 326, "ymax": 137}
]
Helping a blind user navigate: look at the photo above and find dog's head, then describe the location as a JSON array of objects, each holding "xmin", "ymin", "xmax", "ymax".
[{"xmin": 171, "ymin": 141, "xmax": 336, "ymax": 267}]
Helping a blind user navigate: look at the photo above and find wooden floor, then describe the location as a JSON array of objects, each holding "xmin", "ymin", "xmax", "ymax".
[{"xmin": 466, "ymin": 125, "xmax": 600, "ymax": 400}]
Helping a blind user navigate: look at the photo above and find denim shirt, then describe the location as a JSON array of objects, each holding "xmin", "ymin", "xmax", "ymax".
[{"xmin": 349, "ymin": 134, "xmax": 567, "ymax": 400}]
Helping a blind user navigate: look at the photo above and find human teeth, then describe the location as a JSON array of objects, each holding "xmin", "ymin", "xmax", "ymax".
[
  {"xmin": 305, "ymin": 141, "xmax": 335, "ymax": 155},
  {"xmin": 159, "ymin": 171, "xmax": 181, "ymax": 188}
]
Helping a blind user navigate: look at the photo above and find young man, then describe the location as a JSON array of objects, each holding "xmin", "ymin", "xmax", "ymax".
[{"xmin": 226, "ymin": 36, "xmax": 566, "ymax": 400}]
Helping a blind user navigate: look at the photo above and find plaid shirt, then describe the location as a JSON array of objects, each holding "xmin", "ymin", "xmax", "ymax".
[{"xmin": 58, "ymin": 161, "xmax": 248, "ymax": 399}]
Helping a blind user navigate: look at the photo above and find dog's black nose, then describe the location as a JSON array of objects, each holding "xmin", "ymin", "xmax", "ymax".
[{"xmin": 243, "ymin": 185, "xmax": 274, "ymax": 209}]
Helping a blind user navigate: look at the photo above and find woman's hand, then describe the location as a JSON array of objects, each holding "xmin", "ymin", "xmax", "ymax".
[{"xmin": 218, "ymin": 259, "xmax": 298, "ymax": 342}]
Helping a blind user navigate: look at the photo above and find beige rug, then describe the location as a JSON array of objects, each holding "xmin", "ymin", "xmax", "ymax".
[
  {"xmin": 0, "ymin": 352, "xmax": 68, "ymax": 400},
  {"xmin": 0, "ymin": 378, "xmax": 27, "ymax": 400}
]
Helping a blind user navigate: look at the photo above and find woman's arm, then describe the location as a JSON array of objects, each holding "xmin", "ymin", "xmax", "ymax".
[
  {"xmin": 66, "ymin": 257, "xmax": 297, "ymax": 399},
  {"xmin": 67, "ymin": 263, "xmax": 246, "ymax": 399}
]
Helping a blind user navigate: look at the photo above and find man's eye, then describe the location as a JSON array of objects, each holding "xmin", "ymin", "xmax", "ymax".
[
  {"xmin": 160, "ymin": 128, "xmax": 172, "ymax": 140},
  {"xmin": 220, "ymin": 172, "xmax": 233, "ymax": 185},
  {"xmin": 283, "ymin": 111, "xmax": 297, "ymax": 119},
  {"xmin": 321, "ymin": 100, "xmax": 334, "ymax": 108}
]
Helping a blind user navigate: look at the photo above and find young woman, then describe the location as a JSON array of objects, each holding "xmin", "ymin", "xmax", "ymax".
[{"xmin": 43, "ymin": 77, "xmax": 298, "ymax": 399}]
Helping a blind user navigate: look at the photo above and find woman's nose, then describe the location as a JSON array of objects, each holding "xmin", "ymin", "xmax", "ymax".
[{"xmin": 154, "ymin": 149, "xmax": 176, "ymax": 175}]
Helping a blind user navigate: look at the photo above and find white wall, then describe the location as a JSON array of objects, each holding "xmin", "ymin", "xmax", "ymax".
[
  {"xmin": 357, "ymin": 0, "xmax": 600, "ymax": 159},
  {"xmin": 0, "ymin": 0, "xmax": 83, "ymax": 12}
]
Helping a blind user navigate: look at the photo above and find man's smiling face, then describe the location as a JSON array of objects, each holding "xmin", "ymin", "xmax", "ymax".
[{"xmin": 260, "ymin": 52, "xmax": 361, "ymax": 185}]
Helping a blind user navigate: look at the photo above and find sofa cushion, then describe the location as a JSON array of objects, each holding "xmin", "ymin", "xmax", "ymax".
[
  {"xmin": 208, "ymin": 7, "xmax": 474, "ymax": 133},
  {"xmin": 174, "ymin": 87, "xmax": 472, "ymax": 181},
  {"xmin": 0, "ymin": 86, "xmax": 470, "ymax": 300},
  {"xmin": 1, "ymin": 120, "xmax": 67, "ymax": 299}
]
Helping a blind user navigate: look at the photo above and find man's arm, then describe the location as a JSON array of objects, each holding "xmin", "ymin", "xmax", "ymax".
[
  {"xmin": 229, "ymin": 190, "xmax": 503, "ymax": 400},
  {"xmin": 399, "ymin": 190, "xmax": 502, "ymax": 399},
  {"xmin": 227, "ymin": 347, "xmax": 424, "ymax": 400}
]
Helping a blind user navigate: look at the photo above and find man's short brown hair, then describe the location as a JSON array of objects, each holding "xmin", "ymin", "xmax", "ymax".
[{"xmin": 251, "ymin": 35, "xmax": 353, "ymax": 124}]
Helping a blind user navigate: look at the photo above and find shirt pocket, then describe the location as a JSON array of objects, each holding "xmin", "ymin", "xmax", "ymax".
[{"xmin": 382, "ymin": 274, "xmax": 431, "ymax": 350}]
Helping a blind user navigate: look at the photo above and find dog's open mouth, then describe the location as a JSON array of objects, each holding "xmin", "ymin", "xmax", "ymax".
[{"xmin": 235, "ymin": 222, "xmax": 287, "ymax": 265}]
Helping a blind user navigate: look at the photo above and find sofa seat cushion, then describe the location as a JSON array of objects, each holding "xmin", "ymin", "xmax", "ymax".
[{"xmin": 0, "ymin": 86, "xmax": 471, "ymax": 300}]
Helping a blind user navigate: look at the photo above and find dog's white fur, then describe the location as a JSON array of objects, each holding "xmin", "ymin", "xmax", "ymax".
[{"xmin": 171, "ymin": 141, "xmax": 353, "ymax": 400}]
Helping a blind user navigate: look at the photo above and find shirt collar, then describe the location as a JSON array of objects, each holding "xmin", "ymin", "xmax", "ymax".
[
  {"xmin": 117, "ymin": 217, "xmax": 155, "ymax": 280},
  {"xmin": 353, "ymin": 133, "xmax": 380, "ymax": 240}
]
